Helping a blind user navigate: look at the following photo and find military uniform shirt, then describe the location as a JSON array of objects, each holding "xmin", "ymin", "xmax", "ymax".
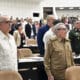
[{"xmin": 44, "ymin": 36, "xmax": 74, "ymax": 80}]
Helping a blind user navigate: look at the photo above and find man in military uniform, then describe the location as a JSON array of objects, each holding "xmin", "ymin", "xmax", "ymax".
[
  {"xmin": 44, "ymin": 23, "xmax": 74, "ymax": 80},
  {"xmin": 69, "ymin": 20, "xmax": 80, "ymax": 56}
]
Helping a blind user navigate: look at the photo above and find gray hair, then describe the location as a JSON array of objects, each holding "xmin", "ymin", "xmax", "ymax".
[
  {"xmin": 53, "ymin": 23, "xmax": 67, "ymax": 33},
  {"xmin": 46, "ymin": 15, "xmax": 55, "ymax": 20}
]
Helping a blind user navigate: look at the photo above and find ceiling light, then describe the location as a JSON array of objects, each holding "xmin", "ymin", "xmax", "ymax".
[
  {"xmin": 59, "ymin": 7, "xmax": 64, "ymax": 10},
  {"xmin": 69, "ymin": 7, "xmax": 74, "ymax": 9}
]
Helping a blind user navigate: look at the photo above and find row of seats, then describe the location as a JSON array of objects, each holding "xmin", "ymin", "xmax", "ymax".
[
  {"xmin": 0, "ymin": 66, "xmax": 80, "ymax": 80},
  {"xmin": 17, "ymin": 48, "xmax": 80, "ymax": 80}
]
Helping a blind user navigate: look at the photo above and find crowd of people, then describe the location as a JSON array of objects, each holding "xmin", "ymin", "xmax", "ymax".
[{"xmin": 0, "ymin": 15, "xmax": 80, "ymax": 80}]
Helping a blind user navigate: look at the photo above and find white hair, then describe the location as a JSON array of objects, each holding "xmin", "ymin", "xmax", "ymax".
[
  {"xmin": 46, "ymin": 15, "xmax": 55, "ymax": 20},
  {"xmin": 53, "ymin": 23, "xmax": 67, "ymax": 33}
]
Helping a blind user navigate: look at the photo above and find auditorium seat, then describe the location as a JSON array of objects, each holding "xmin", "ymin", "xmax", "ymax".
[
  {"xmin": 65, "ymin": 66, "xmax": 80, "ymax": 80},
  {"xmin": 0, "ymin": 71, "xmax": 23, "ymax": 80},
  {"xmin": 27, "ymin": 39, "xmax": 37, "ymax": 46},
  {"xmin": 17, "ymin": 48, "xmax": 33, "ymax": 58}
]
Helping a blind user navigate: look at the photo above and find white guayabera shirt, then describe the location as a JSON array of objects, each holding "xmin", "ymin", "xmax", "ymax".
[
  {"xmin": 43, "ymin": 28, "xmax": 55, "ymax": 49},
  {"xmin": 0, "ymin": 31, "xmax": 18, "ymax": 71}
]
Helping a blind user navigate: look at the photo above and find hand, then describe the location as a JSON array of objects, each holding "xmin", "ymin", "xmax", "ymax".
[{"xmin": 48, "ymin": 75, "xmax": 54, "ymax": 80}]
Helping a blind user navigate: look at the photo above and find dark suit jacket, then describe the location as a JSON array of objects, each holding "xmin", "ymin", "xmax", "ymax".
[
  {"xmin": 37, "ymin": 24, "xmax": 50, "ymax": 56},
  {"xmin": 25, "ymin": 23, "xmax": 36, "ymax": 38},
  {"xmin": 69, "ymin": 28, "xmax": 80, "ymax": 55}
]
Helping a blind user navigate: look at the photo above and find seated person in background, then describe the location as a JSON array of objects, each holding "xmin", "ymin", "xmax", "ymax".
[
  {"xmin": 44, "ymin": 23, "xmax": 74, "ymax": 80},
  {"xmin": 13, "ymin": 23, "xmax": 27, "ymax": 48},
  {"xmin": 69, "ymin": 20, "xmax": 80, "ymax": 56}
]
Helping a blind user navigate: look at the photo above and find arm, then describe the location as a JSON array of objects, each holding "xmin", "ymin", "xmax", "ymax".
[
  {"xmin": 44, "ymin": 40, "xmax": 54, "ymax": 80},
  {"xmin": 43, "ymin": 32, "xmax": 49, "ymax": 50},
  {"xmin": 37, "ymin": 28, "xmax": 44, "ymax": 55},
  {"xmin": 13, "ymin": 31, "xmax": 18, "ymax": 45},
  {"xmin": 69, "ymin": 30, "xmax": 75, "ymax": 52}
]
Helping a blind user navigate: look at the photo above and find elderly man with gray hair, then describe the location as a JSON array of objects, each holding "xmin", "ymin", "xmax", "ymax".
[
  {"xmin": 44, "ymin": 23, "xmax": 74, "ymax": 80},
  {"xmin": 0, "ymin": 16, "xmax": 18, "ymax": 71},
  {"xmin": 43, "ymin": 19, "xmax": 61, "ymax": 50},
  {"xmin": 37, "ymin": 15, "xmax": 55, "ymax": 56}
]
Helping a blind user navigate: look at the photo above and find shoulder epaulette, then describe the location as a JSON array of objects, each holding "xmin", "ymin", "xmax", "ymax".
[
  {"xmin": 50, "ymin": 36, "xmax": 57, "ymax": 41},
  {"xmin": 65, "ymin": 37, "xmax": 70, "ymax": 42}
]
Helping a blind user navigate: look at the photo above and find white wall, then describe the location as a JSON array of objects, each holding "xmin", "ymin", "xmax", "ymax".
[
  {"xmin": 40, "ymin": 0, "xmax": 80, "ymax": 7},
  {"xmin": 0, "ymin": 0, "xmax": 80, "ymax": 19},
  {"xmin": 0, "ymin": 0, "xmax": 41, "ymax": 20},
  {"xmin": 40, "ymin": 0, "xmax": 80, "ymax": 18},
  {"xmin": 56, "ymin": 10, "xmax": 80, "ymax": 18}
]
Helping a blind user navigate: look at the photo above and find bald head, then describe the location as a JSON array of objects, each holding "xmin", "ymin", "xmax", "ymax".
[
  {"xmin": 0, "ymin": 16, "xmax": 11, "ymax": 35},
  {"xmin": 0, "ymin": 16, "xmax": 10, "ymax": 23}
]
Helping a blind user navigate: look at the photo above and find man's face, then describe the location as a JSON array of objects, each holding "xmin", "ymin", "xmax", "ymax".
[
  {"xmin": 75, "ymin": 21, "xmax": 80, "ymax": 29},
  {"xmin": 18, "ymin": 26, "xmax": 23, "ymax": 33},
  {"xmin": 47, "ymin": 17, "xmax": 54, "ymax": 27},
  {"xmin": 29, "ymin": 18, "xmax": 32, "ymax": 24},
  {"xmin": 56, "ymin": 27, "xmax": 67, "ymax": 39},
  {"xmin": 0, "ymin": 21, "xmax": 11, "ymax": 33}
]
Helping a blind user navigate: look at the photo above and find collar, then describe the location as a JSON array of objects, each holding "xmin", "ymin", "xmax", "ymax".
[
  {"xmin": 74, "ymin": 28, "xmax": 80, "ymax": 31},
  {"xmin": 56, "ymin": 36, "xmax": 69, "ymax": 42},
  {"xmin": 0, "ymin": 31, "xmax": 10, "ymax": 39},
  {"xmin": 29, "ymin": 23, "xmax": 32, "ymax": 26}
]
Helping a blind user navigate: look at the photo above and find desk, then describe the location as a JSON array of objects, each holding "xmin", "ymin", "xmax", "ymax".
[
  {"xmin": 18, "ymin": 56, "xmax": 80, "ymax": 80},
  {"xmin": 73, "ymin": 55, "xmax": 80, "ymax": 64},
  {"xmin": 18, "ymin": 57, "xmax": 47, "ymax": 80}
]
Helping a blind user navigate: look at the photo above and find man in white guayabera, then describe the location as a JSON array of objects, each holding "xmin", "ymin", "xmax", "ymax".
[{"xmin": 0, "ymin": 15, "xmax": 18, "ymax": 71}]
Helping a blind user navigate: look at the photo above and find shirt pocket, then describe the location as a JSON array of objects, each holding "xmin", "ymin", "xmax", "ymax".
[
  {"xmin": 52, "ymin": 48, "xmax": 61, "ymax": 58},
  {"xmin": 54, "ymin": 47, "xmax": 63, "ymax": 53},
  {"xmin": 66, "ymin": 43, "xmax": 72, "ymax": 52}
]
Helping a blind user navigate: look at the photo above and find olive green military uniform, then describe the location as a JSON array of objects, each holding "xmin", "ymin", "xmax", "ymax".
[
  {"xmin": 44, "ymin": 36, "xmax": 74, "ymax": 80},
  {"xmin": 69, "ymin": 28, "xmax": 80, "ymax": 55}
]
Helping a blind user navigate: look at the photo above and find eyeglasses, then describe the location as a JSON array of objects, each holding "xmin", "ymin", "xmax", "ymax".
[
  {"xmin": 76, "ymin": 22, "xmax": 80, "ymax": 24},
  {"xmin": 57, "ymin": 28, "xmax": 67, "ymax": 30},
  {"xmin": 4, "ymin": 21, "xmax": 11, "ymax": 23},
  {"xmin": 0, "ymin": 21, "xmax": 11, "ymax": 24}
]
